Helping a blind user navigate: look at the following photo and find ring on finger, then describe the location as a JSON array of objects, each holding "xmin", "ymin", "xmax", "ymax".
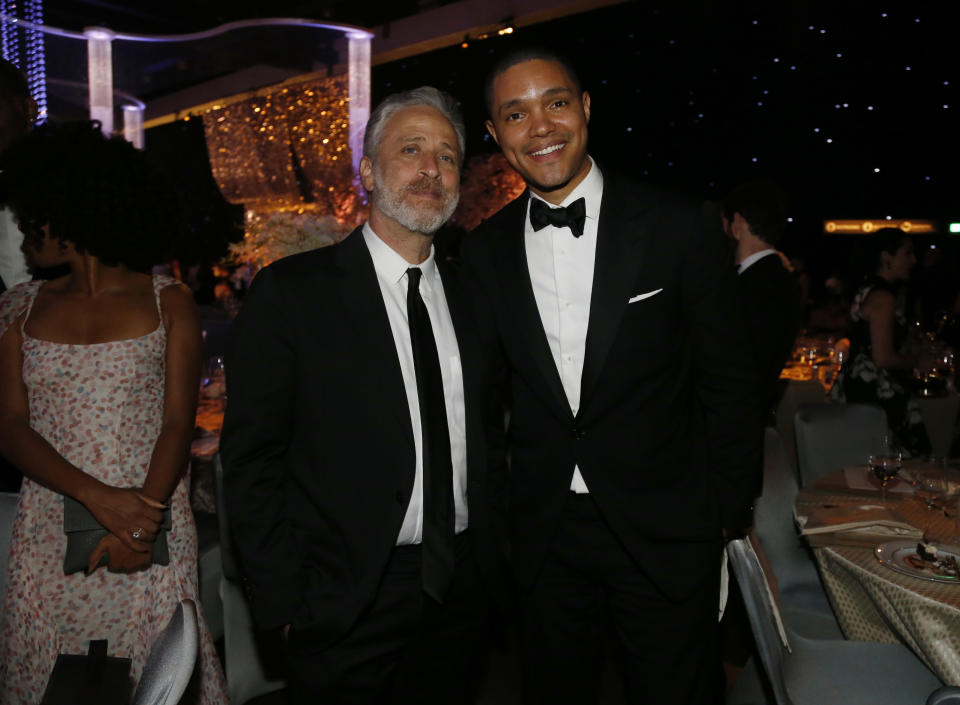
[{"xmin": 132, "ymin": 527, "xmax": 144, "ymax": 540}]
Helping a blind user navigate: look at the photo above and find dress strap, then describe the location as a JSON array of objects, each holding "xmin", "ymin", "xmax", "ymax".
[
  {"xmin": 0, "ymin": 281, "xmax": 42, "ymax": 341},
  {"xmin": 151, "ymin": 273, "xmax": 184, "ymax": 319}
]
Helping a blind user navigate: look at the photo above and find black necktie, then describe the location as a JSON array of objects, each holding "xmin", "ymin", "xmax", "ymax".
[
  {"xmin": 406, "ymin": 267, "xmax": 455, "ymax": 603},
  {"xmin": 529, "ymin": 197, "xmax": 587, "ymax": 238}
]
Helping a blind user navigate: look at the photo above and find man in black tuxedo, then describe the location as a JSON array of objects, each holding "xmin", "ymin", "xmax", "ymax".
[
  {"xmin": 722, "ymin": 180, "xmax": 801, "ymax": 412},
  {"xmin": 221, "ymin": 86, "xmax": 505, "ymax": 705},
  {"xmin": 461, "ymin": 48, "xmax": 761, "ymax": 704}
]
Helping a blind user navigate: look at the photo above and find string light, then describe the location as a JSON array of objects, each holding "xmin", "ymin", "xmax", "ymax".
[
  {"xmin": 24, "ymin": 0, "xmax": 45, "ymax": 120},
  {"xmin": 202, "ymin": 73, "xmax": 361, "ymax": 222},
  {"xmin": 1, "ymin": 0, "xmax": 20, "ymax": 68},
  {"xmin": 1, "ymin": 0, "xmax": 47, "ymax": 122}
]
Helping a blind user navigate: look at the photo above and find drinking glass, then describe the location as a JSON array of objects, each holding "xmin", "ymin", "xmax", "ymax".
[
  {"xmin": 910, "ymin": 457, "xmax": 947, "ymax": 510},
  {"xmin": 202, "ymin": 356, "xmax": 227, "ymax": 402},
  {"xmin": 869, "ymin": 432, "xmax": 901, "ymax": 501}
]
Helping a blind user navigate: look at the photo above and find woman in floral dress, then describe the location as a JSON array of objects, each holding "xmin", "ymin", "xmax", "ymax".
[
  {"xmin": 830, "ymin": 227, "xmax": 930, "ymax": 457},
  {"xmin": 0, "ymin": 122, "xmax": 226, "ymax": 703}
]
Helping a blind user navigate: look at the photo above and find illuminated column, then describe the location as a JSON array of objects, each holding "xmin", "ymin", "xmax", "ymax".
[
  {"xmin": 24, "ymin": 0, "xmax": 47, "ymax": 121},
  {"xmin": 84, "ymin": 27, "xmax": 114, "ymax": 135},
  {"xmin": 347, "ymin": 32, "xmax": 371, "ymax": 186},
  {"xmin": 1, "ymin": 0, "xmax": 19, "ymax": 66},
  {"xmin": 122, "ymin": 104, "xmax": 144, "ymax": 149}
]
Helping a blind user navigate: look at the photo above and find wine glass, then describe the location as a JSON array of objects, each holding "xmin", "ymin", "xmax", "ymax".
[
  {"xmin": 869, "ymin": 432, "xmax": 901, "ymax": 501},
  {"xmin": 910, "ymin": 456, "xmax": 945, "ymax": 510},
  {"xmin": 201, "ymin": 356, "xmax": 227, "ymax": 403}
]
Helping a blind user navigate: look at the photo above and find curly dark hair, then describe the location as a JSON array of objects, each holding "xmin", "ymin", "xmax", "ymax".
[{"xmin": 0, "ymin": 120, "xmax": 185, "ymax": 271}]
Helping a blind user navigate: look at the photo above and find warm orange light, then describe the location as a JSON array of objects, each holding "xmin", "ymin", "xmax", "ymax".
[{"xmin": 823, "ymin": 219, "xmax": 938, "ymax": 234}]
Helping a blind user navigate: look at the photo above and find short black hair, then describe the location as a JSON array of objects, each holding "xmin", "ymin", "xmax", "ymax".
[
  {"xmin": 0, "ymin": 58, "xmax": 31, "ymax": 101},
  {"xmin": 722, "ymin": 180, "xmax": 789, "ymax": 246},
  {"xmin": 484, "ymin": 45, "xmax": 582, "ymax": 117},
  {"xmin": 0, "ymin": 120, "xmax": 185, "ymax": 271}
]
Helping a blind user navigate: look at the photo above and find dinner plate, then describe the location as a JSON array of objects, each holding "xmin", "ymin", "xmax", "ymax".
[{"xmin": 875, "ymin": 540, "xmax": 960, "ymax": 583}]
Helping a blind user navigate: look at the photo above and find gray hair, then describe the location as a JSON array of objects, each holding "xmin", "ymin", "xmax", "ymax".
[{"xmin": 362, "ymin": 86, "xmax": 466, "ymax": 161}]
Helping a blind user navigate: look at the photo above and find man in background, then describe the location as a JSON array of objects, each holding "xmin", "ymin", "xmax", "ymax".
[{"xmin": 723, "ymin": 180, "xmax": 801, "ymax": 412}]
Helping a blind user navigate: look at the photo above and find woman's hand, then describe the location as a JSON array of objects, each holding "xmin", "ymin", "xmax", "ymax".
[
  {"xmin": 82, "ymin": 485, "xmax": 166, "ymax": 553},
  {"xmin": 87, "ymin": 533, "xmax": 153, "ymax": 574}
]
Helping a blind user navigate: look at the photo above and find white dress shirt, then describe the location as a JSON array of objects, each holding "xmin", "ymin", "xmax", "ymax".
[
  {"xmin": 363, "ymin": 224, "xmax": 469, "ymax": 544},
  {"xmin": 524, "ymin": 157, "xmax": 603, "ymax": 493},
  {"xmin": 0, "ymin": 207, "xmax": 30, "ymax": 289},
  {"xmin": 737, "ymin": 248, "xmax": 777, "ymax": 275}
]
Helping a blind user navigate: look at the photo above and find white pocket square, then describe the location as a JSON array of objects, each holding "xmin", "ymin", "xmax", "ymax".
[{"xmin": 628, "ymin": 288, "xmax": 663, "ymax": 304}]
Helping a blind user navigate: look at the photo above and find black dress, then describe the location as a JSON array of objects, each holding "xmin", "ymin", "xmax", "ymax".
[{"xmin": 829, "ymin": 277, "xmax": 930, "ymax": 457}]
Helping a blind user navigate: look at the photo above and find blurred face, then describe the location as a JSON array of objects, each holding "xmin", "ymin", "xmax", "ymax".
[
  {"xmin": 360, "ymin": 104, "xmax": 461, "ymax": 236},
  {"xmin": 20, "ymin": 225, "xmax": 69, "ymax": 269},
  {"xmin": 486, "ymin": 59, "xmax": 591, "ymax": 205},
  {"xmin": 0, "ymin": 94, "xmax": 37, "ymax": 153},
  {"xmin": 881, "ymin": 239, "xmax": 916, "ymax": 281}
]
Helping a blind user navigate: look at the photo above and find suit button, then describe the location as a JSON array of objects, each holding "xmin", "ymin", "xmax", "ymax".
[
  {"xmin": 571, "ymin": 426, "xmax": 585, "ymax": 440},
  {"xmin": 396, "ymin": 491, "xmax": 407, "ymax": 505}
]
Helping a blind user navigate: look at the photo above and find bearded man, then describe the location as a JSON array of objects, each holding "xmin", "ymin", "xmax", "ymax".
[{"xmin": 222, "ymin": 86, "xmax": 506, "ymax": 705}]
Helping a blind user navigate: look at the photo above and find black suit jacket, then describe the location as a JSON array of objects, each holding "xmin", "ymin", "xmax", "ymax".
[
  {"xmin": 461, "ymin": 175, "xmax": 762, "ymax": 601},
  {"xmin": 737, "ymin": 253, "xmax": 801, "ymax": 411},
  {"xmin": 221, "ymin": 229, "xmax": 506, "ymax": 639}
]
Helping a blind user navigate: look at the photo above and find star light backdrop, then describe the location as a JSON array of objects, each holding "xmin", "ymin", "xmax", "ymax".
[
  {"xmin": 13, "ymin": 1, "xmax": 954, "ymax": 283},
  {"xmin": 369, "ymin": 1, "xmax": 955, "ymax": 266}
]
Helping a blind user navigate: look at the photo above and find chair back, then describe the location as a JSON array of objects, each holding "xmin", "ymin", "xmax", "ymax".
[
  {"xmin": 794, "ymin": 403, "xmax": 887, "ymax": 487},
  {"xmin": 214, "ymin": 452, "xmax": 286, "ymax": 704},
  {"xmin": 0, "ymin": 491, "xmax": 18, "ymax": 606},
  {"xmin": 754, "ymin": 429, "xmax": 812, "ymax": 590},
  {"xmin": 775, "ymin": 380, "xmax": 826, "ymax": 479},
  {"xmin": 132, "ymin": 599, "xmax": 199, "ymax": 705},
  {"xmin": 727, "ymin": 537, "xmax": 794, "ymax": 705},
  {"xmin": 213, "ymin": 453, "xmax": 241, "ymax": 582},
  {"xmin": 916, "ymin": 395, "xmax": 960, "ymax": 459}
]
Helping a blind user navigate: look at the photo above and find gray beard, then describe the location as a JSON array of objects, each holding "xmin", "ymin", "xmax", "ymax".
[{"xmin": 371, "ymin": 166, "xmax": 459, "ymax": 235}]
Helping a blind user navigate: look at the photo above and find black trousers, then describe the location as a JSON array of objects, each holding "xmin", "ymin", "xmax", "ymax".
[
  {"xmin": 519, "ymin": 493, "xmax": 723, "ymax": 705},
  {"xmin": 286, "ymin": 532, "xmax": 490, "ymax": 705}
]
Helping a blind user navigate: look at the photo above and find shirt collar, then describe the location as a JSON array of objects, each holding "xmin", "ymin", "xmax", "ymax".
[
  {"xmin": 737, "ymin": 248, "xmax": 778, "ymax": 274},
  {"xmin": 362, "ymin": 222, "xmax": 438, "ymax": 289},
  {"xmin": 528, "ymin": 155, "xmax": 603, "ymax": 222}
]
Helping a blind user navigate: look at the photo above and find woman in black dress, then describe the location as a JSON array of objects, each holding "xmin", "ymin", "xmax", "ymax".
[{"xmin": 830, "ymin": 227, "xmax": 930, "ymax": 457}]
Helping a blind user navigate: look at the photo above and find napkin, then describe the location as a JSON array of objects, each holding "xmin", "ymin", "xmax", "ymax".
[{"xmin": 796, "ymin": 503, "xmax": 922, "ymax": 538}]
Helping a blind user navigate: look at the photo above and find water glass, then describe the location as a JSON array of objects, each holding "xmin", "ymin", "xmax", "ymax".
[{"xmin": 869, "ymin": 433, "xmax": 901, "ymax": 500}]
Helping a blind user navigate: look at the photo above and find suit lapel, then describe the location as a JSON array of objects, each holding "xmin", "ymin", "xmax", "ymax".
[
  {"xmin": 493, "ymin": 194, "xmax": 571, "ymax": 419},
  {"xmin": 334, "ymin": 229, "xmax": 414, "ymax": 445},
  {"xmin": 580, "ymin": 177, "xmax": 647, "ymax": 409}
]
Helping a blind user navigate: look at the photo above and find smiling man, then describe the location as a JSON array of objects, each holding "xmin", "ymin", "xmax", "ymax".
[
  {"xmin": 461, "ymin": 48, "xmax": 762, "ymax": 704},
  {"xmin": 222, "ymin": 86, "xmax": 505, "ymax": 704}
]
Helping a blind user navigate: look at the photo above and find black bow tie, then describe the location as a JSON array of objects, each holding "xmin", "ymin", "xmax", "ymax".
[{"xmin": 529, "ymin": 197, "xmax": 586, "ymax": 238}]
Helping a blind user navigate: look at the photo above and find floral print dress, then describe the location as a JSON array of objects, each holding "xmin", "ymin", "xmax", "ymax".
[
  {"xmin": 0, "ymin": 275, "xmax": 226, "ymax": 704},
  {"xmin": 829, "ymin": 276, "xmax": 930, "ymax": 457}
]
